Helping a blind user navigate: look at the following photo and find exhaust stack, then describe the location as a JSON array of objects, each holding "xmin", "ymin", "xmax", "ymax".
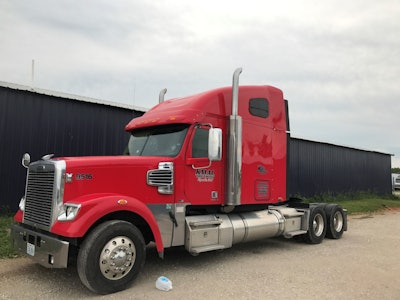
[
  {"xmin": 159, "ymin": 88, "xmax": 167, "ymax": 103},
  {"xmin": 225, "ymin": 68, "xmax": 243, "ymax": 208}
]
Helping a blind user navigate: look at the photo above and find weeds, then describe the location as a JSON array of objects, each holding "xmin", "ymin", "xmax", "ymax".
[
  {"xmin": 303, "ymin": 192, "xmax": 400, "ymax": 214},
  {"xmin": 0, "ymin": 215, "xmax": 18, "ymax": 259}
]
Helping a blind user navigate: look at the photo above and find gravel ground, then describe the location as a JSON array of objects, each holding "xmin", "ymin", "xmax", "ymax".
[{"xmin": 1, "ymin": 210, "xmax": 400, "ymax": 300}]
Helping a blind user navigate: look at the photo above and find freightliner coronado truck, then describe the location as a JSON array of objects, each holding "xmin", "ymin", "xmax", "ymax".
[{"xmin": 11, "ymin": 68, "xmax": 347, "ymax": 294}]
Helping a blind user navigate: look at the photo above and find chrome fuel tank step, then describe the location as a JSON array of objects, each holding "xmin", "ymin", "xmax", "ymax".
[{"xmin": 184, "ymin": 207, "xmax": 308, "ymax": 255}]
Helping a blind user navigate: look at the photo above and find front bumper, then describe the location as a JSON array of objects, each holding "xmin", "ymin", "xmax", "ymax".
[{"xmin": 11, "ymin": 223, "xmax": 69, "ymax": 268}]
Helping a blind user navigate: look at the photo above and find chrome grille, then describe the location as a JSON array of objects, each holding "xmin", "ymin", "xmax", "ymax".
[
  {"xmin": 147, "ymin": 162, "xmax": 174, "ymax": 194},
  {"xmin": 147, "ymin": 169, "xmax": 173, "ymax": 185},
  {"xmin": 23, "ymin": 160, "xmax": 65, "ymax": 230},
  {"xmin": 24, "ymin": 167, "xmax": 55, "ymax": 228}
]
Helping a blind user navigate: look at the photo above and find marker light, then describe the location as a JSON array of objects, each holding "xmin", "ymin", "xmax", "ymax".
[
  {"xmin": 19, "ymin": 196, "xmax": 26, "ymax": 212},
  {"xmin": 117, "ymin": 199, "xmax": 128, "ymax": 205}
]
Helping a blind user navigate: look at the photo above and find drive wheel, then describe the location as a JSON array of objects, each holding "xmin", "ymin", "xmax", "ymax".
[
  {"xmin": 325, "ymin": 204, "xmax": 345, "ymax": 239},
  {"xmin": 304, "ymin": 206, "xmax": 327, "ymax": 244},
  {"xmin": 77, "ymin": 220, "xmax": 146, "ymax": 294}
]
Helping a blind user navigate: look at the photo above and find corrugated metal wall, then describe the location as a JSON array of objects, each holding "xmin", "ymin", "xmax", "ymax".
[
  {"xmin": 0, "ymin": 86, "xmax": 141, "ymax": 213},
  {"xmin": 288, "ymin": 137, "xmax": 392, "ymax": 197},
  {"xmin": 0, "ymin": 85, "xmax": 393, "ymax": 212}
]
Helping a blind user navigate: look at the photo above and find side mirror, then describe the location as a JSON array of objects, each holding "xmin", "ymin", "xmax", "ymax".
[
  {"xmin": 208, "ymin": 128, "xmax": 222, "ymax": 161},
  {"xmin": 22, "ymin": 153, "xmax": 31, "ymax": 169}
]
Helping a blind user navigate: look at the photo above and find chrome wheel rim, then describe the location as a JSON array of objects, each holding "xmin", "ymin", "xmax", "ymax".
[
  {"xmin": 333, "ymin": 211, "xmax": 344, "ymax": 232},
  {"xmin": 313, "ymin": 214, "xmax": 324, "ymax": 237},
  {"xmin": 99, "ymin": 236, "xmax": 136, "ymax": 280}
]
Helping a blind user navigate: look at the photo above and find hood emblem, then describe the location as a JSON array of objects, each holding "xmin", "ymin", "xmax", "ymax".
[{"xmin": 65, "ymin": 173, "xmax": 73, "ymax": 183}]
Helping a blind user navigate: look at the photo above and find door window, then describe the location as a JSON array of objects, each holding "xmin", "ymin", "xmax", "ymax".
[{"xmin": 191, "ymin": 128, "xmax": 209, "ymax": 158}]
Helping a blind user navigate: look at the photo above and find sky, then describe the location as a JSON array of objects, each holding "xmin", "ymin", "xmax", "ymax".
[{"xmin": 1, "ymin": 0, "xmax": 400, "ymax": 167}]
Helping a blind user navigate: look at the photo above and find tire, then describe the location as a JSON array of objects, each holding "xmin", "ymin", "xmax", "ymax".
[
  {"xmin": 304, "ymin": 206, "xmax": 327, "ymax": 244},
  {"xmin": 77, "ymin": 220, "xmax": 146, "ymax": 294},
  {"xmin": 325, "ymin": 204, "xmax": 345, "ymax": 239}
]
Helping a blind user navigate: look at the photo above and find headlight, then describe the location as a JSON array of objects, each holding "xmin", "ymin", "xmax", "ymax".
[
  {"xmin": 57, "ymin": 203, "xmax": 81, "ymax": 221},
  {"xmin": 19, "ymin": 196, "xmax": 26, "ymax": 212}
]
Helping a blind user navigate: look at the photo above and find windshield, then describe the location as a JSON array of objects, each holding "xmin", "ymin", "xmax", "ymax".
[{"xmin": 126, "ymin": 124, "xmax": 189, "ymax": 157}]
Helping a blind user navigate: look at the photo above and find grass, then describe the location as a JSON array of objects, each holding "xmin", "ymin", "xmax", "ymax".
[
  {"xmin": 1, "ymin": 193, "xmax": 399, "ymax": 259},
  {"xmin": 303, "ymin": 192, "xmax": 400, "ymax": 214},
  {"xmin": 0, "ymin": 215, "xmax": 19, "ymax": 259}
]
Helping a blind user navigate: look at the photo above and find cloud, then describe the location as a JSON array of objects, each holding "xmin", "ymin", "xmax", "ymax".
[{"xmin": 1, "ymin": 0, "xmax": 399, "ymax": 166}]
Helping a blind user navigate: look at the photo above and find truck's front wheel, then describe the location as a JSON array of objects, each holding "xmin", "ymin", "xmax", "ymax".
[{"xmin": 77, "ymin": 220, "xmax": 146, "ymax": 294}]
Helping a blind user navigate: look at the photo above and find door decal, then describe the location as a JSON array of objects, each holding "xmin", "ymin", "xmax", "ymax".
[{"xmin": 195, "ymin": 169, "xmax": 215, "ymax": 182}]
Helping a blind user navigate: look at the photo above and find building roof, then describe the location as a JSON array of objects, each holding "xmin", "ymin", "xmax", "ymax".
[
  {"xmin": 0, "ymin": 81, "xmax": 148, "ymax": 113},
  {"xmin": 291, "ymin": 135, "xmax": 393, "ymax": 156}
]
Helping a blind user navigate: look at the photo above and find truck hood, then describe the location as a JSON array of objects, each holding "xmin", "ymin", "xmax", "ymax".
[
  {"xmin": 56, "ymin": 156, "xmax": 173, "ymax": 204},
  {"xmin": 58, "ymin": 155, "xmax": 158, "ymax": 168}
]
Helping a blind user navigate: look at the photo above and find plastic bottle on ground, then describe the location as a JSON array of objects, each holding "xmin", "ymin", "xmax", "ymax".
[{"xmin": 155, "ymin": 276, "xmax": 173, "ymax": 291}]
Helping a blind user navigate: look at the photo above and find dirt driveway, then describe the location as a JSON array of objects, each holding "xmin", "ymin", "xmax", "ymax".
[{"xmin": 1, "ymin": 211, "xmax": 399, "ymax": 300}]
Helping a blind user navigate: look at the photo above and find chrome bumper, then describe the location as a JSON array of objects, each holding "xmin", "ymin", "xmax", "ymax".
[{"xmin": 11, "ymin": 223, "xmax": 69, "ymax": 268}]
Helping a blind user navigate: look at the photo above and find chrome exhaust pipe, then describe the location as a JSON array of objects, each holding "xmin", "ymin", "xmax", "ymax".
[
  {"xmin": 232, "ymin": 68, "xmax": 242, "ymax": 116},
  {"xmin": 225, "ymin": 68, "xmax": 243, "ymax": 208},
  {"xmin": 159, "ymin": 88, "xmax": 167, "ymax": 103}
]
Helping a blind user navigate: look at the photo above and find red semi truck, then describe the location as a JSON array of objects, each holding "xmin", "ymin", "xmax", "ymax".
[{"xmin": 11, "ymin": 69, "xmax": 347, "ymax": 294}]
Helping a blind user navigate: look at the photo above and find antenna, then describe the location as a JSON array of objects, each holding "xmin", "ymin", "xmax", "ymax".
[
  {"xmin": 31, "ymin": 59, "xmax": 35, "ymax": 89},
  {"xmin": 132, "ymin": 80, "xmax": 136, "ymax": 109}
]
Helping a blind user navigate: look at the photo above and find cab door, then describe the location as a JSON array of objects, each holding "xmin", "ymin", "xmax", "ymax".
[{"xmin": 183, "ymin": 126, "xmax": 223, "ymax": 205}]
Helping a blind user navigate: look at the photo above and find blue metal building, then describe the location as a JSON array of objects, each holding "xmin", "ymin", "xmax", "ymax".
[{"xmin": 0, "ymin": 82, "xmax": 393, "ymax": 212}]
